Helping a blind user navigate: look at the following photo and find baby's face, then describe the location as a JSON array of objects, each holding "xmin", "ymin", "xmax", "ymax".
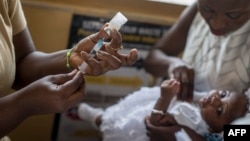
[{"xmin": 199, "ymin": 90, "xmax": 248, "ymax": 132}]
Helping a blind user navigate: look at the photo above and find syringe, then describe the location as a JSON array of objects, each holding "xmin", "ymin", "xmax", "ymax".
[{"xmin": 78, "ymin": 12, "xmax": 128, "ymax": 74}]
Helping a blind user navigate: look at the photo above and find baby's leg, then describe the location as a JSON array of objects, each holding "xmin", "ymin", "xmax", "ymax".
[
  {"xmin": 95, "ymin": 115, "xmax": 103, "ymax": 127},
  {"xmin": 78, "ymin": 103, "xmax": 104, "ymax": 129}
]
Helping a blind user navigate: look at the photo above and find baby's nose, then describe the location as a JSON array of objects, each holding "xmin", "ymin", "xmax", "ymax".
[{"xmin": 210, "ymin": 94, "xmax": 221, "ymax": 106}]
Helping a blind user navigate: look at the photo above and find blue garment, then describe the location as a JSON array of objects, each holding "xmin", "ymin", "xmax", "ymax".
[{"xmin": 203, "ymin": 133, "xmax": 223, "ymax": 141}]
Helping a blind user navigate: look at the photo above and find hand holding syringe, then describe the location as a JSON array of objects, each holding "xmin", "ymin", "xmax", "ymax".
[{"xmin": 78, "ymin": 12, "xmax": 128, "ymax": 74}]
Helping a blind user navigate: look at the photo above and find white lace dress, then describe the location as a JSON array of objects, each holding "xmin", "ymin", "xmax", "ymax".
[{"xmin": 100, "ymin": 87, "xmax": 208, "ymax": 141}]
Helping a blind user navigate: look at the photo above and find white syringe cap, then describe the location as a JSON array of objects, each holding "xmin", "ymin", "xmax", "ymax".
[{"xmin": 105, "ymin": 12, "xmax": 128, "ymax": 35}]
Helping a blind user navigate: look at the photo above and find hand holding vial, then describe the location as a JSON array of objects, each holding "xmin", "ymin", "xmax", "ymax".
[{"xmin": 70, "ymin": 12, "xmax": 138, "ymax": 76}]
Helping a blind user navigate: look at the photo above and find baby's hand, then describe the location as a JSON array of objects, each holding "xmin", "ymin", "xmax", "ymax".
[{"xmin": 160, "ymin": 79, "xmax": 180, "ymax": 98}]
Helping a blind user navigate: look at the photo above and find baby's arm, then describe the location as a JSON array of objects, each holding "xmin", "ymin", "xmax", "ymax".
[{"xmin": 150, "ymin": 79, "xmax": 180, "ymax": 126}]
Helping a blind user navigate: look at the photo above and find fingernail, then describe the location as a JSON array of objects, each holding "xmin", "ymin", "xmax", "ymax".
[
  {"xmin": 97, "ymin": 50, "xmax": 104, "ymax": 56},
  {"xmin": 69, "ymin": 69, "xmax": 77, "ymax": 74}
]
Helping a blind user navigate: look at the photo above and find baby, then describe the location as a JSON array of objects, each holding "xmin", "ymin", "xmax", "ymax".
[
  {"xmin": 150, "ymin": 79, "xmax": 249, "ymax": 135},
  {"xmin": 78, "ymin": 79, "xmax": 249, "ymax": 141}
]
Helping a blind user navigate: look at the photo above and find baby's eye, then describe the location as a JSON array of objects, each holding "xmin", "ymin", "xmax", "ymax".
[
  {"xmin": 203, "ymin": 6, "xmax": 214, "ymax": 13},
  {"xmin": 226, "ymin": 13, "xmax": 242, "ymax": 19},
  {"xmin": 217, "ymin": 106, "xmax": 223, "ymax": 116},
  {"xmin": 219, "ymin": 90, "xmax": 228, "ymax": 98}
]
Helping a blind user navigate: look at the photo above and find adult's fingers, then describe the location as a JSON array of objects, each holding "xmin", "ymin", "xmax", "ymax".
[
  {"xmin": 145, "ymin": 116, "xmax": 182, "ymax": 141},
  {"xmin": 80, "ymin": 52, "xmax": 102, "ymax": 75},
  {"xmin": 187, "ymin": 69, "xmax": 194, "ymax": 101},
  {"xmin": 50, "ymin": 69, "xmax": 78, "ymax": 85},
  {"xmin": 108, "ymin": 29, "xmax": 122, "ymax": 50},
  {"xmin": 59, "ymin": 71, "xmax": 84, "ymax": 97},
  {"xmin": 86, "ymin": 59, "xmax": 102, "ymax": 76},
  {"xmin": 145, "ymin": 116, "xmax": 152, "ymax": 130},
  {"xmin": 171, "ymin": 67, "xmax": 194, "ymax": 101},
  {"xmin": 160, "ymin": 113, "xmax": 178, "ymax": 126},
  {"xmin": 145, "ymin": 116, "xmax": 165, "ymax": 134},
  {"xmin": 178, "ymin": 68, "xmax": 194, "ymax": 101},
  {"xmin": 108, "ymin": 48, "xmax": 138, "ymax": 66},
  {"xmin": 145, "ymin": 116, "xmax": 168, "ymax": 141},
  {"xmin": 96, "ymin": 51, "xmax": 121, "ymax": 70},
  {"xmin": 66, "ymin": 78, "xmax": 86, "ymax": 108},
  {"xmin": 145, "ymin": 116, "xmax": 157, "ymax": 138},
  {"xmin": 178, "ymin": 72, "xmax": 189, "ymax": 101},
  {"xmin": 89, "ymin": 23, "xmax": 110, "ymax": 41},
  {"xmin": 125, "ymin": 48, "xmax": 139, "ymax": 65}
]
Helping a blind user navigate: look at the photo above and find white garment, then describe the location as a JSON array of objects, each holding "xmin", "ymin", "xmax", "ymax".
[
  {"xmin": 168, "ymin": 97, "xmax": 208, "ymax": 136},
  {"xmin": 175, "ymin": 129, "xmax": 192, "ymax": 141},
  {"xmin": 100, "ymin": 87, "xmax": 208, "ymax": 141},
  {"xmin": 183, "ymin": 13, "xmax": 250, "ymax": 92}
]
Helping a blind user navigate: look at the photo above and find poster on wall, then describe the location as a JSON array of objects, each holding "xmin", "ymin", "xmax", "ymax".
[{"xmin": 52, "ymin": 13, "xmax": 170, "ymax": 141}]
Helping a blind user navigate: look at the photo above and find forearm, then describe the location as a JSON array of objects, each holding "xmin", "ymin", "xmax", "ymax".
[
  {"xmin": 144, "ymin": 3, "xmax": 198, "ymax": 78},
  {"xmin": 151, "ymin": 98, "xmax": 166, "ymax": 125},
  {"xmin": 150, "ymin": 96, "xmax": 174, "ymax": 126},
  {"xmin": 144, "ymin": 49, "xmax": 176, "ymax": 78},
  {"xmin": 14, "ymin": 50, "xmax": 69, "ymax": 88},
  {"xmin": 0, "ymin": 91, "xmax": 29, "ymax": 137}
]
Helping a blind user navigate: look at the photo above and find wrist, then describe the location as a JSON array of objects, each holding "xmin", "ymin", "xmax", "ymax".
[
  {"xmin": 11, "ymin": 91, "xmax": 31, "ymax": 119},
  {"xmin": 66, "ymin": 45, "xmax": 77, "ymax": 70},
  {"xmin": 159, "ymin": 95, "xmax": 169, "ymax": 101},
  {"xmin": 151, "ymin": 109, "xmax": 165, "ymax": 115}
]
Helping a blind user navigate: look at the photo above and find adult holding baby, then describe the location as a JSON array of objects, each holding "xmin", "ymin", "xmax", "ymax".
[{"xmin": 144, "ymin": 0, "xmax": 250, "ymax": 140}]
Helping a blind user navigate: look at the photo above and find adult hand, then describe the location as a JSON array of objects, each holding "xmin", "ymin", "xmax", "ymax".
[
  {"xmin": 70, "ymin": 23, "xmax": 138, "ymax": 76},
  {"xmin": 80, "ymin": 28, "xmax": 138, "ymax": 75},
  {"xmin": 145, "ymin": 116, "xmax": 181, "ymax": 141},
  {"xmin": 19, "ymin": 69, "xmax": 85, "ymax": 115},
  {"xmin": 102, "ymin": 28, "xmax": 138, "ymax": 66},
  {"xmin": 168, "ymin": 58, "xmax": 194, "ymax": 101}
]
